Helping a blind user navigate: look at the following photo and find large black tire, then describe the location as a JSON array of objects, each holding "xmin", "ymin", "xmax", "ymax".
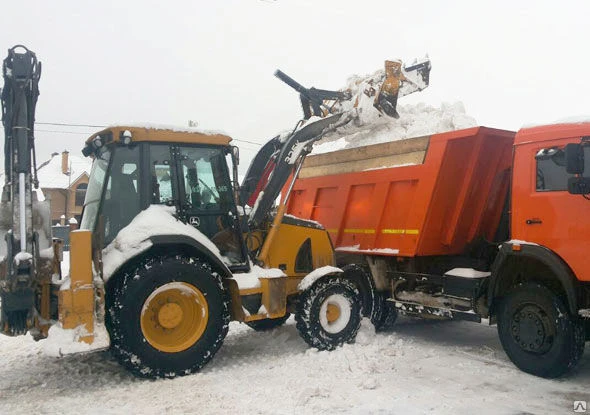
[
  {"xmin": 371, "ymin": 294, "xmax": 398, "ymax": 332},
  {"xmin": 296, "ymin": 277, "xmax": 362, "ymax": 350},
  {"xmin": 105, "ymin": 255, "xmax": 230, "ymax": 378},
  {"xmin": 497, "ymin": 283, "xmax": 585, "ymax": 378},
  {"xmin": 246, "ymin": 313, "xmax": 291, "ymax": 331}
]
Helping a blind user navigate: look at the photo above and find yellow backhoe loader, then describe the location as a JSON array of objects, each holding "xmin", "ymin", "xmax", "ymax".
[{"xmin": 0, "ymin": 45, "xmax": 430, "ymax": 377}]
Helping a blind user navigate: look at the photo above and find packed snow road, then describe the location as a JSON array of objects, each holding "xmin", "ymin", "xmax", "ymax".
[{"xmin": 0, "ymin": 317, "xmax": 588, "ymax": 414}]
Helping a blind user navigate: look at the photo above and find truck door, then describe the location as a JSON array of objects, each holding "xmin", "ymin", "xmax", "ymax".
[
  {"xmin": 512, "ymin": 142, "xmax": 590, "ymax": 282},
  {"xmin": 174, "ymin": 145, "xmax": 246, "ymax": 265}
]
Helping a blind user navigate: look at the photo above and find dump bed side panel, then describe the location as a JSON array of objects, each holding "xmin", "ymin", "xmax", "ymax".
[{"xmin": 287, "ymin": 127, "xmax": 515, "ymax": 257}]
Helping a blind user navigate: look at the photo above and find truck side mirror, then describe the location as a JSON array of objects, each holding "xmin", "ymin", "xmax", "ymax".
[
  {"xmin": 568, "ymin": 177, "xmax": 590, "ymax": 195},
  {"xmin": 565, "ymin": 143, "xmax": 584, "ymax": 174}
]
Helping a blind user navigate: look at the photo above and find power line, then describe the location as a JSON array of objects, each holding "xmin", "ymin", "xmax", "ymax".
[
  {"xmin": 36, "ymin": 129, "xmax": 94, "ymax": 135},
  {"xmin": 36, "ymin": 122, "xmax": 106, "ymax": 128},
  {"xmin": 35, "ymin": 121, "xmax": 264, "ymax": 147}
]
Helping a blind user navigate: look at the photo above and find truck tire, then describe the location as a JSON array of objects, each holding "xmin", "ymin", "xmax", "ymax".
[
  {"xmin": 295, "ymin": 277, "xmax": 361, "ymax": 350},
  {"xmin": 246, "ymin": 314, "xmax": 290, "ymax": 331},
  {"xmin": 106, "ymin": 255, "xmax": 230, "ymax": 378},
  {"xmin": 497, "ymin": 283, "xmax": 585, "ymax": 378},
  {"xmin": 372, "ymin": 294, "xmax": 398, "ymax": 332}
]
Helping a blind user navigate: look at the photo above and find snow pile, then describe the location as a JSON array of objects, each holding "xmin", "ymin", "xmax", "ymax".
[
  {"xmin": 0, "ymin": 318, "xmax": 587, "ymax": 414},
  {"xmin": 102, "ymin": 205, "xmax": 224, "ymax": 280},
  {"xmin": 298, "ymin": 265, "xmax": 343, "ymax": 291},
  {"xmin": 311, "ymin": 64, "xmax": 477, "ymax": 154},
  {"xmin": 106, "ymin": 122, "xmax": 229, "ymax": 137},
  {"xmin": 314, "ymin": 102, "xmax": 477, "ymax": 154},
  {"xmin": 43, "ymin": 323, "xmax": 110, "ymax": 357}
]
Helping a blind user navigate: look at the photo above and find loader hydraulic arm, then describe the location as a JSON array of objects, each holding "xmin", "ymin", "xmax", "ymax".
[{"xmin": 274, "ymin": 70, "xmax": 351, "ymax": 120}]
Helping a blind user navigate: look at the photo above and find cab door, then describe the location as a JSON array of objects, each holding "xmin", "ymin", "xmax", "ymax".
[
  {"xmin": 512, "ymin": 139, "xmax": 590, "ymax": 282},
  {"xmin": 174, "ymin": 145, "xmax": 247, "ymax": 266}
]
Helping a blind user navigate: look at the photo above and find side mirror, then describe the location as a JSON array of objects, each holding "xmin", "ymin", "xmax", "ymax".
[
  {"xmin": 565, "ymin": 143, "xmax": 584, "ymax": 174},
  {"xmin": 231, "ymin": 146, "xmax": 240, "ymax": 166},
  {"xmin": 568, "ymin": 177, "xmax": 590, "ymax": 195}
]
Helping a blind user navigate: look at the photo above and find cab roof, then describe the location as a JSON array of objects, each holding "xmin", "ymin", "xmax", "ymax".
[
  {"xmin": 516, "ymin": 121, "xmax": 590, "ymax": 145},
  {"xmin": 86, "ymin": 125, "xmax": 233, "ymax": 147}
]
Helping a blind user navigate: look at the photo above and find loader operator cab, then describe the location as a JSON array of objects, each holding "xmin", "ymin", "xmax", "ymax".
[{"xmin": 80, "ymin": 126, "xmax": 247, "ymax": 266}]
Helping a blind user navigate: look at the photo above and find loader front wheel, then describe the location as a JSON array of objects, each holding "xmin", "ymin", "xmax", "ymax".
[
  {"xmin": 106, "ymin": 255, "xmax": 230, "ymax": 378},
  {"xmin": 296, "ymin": 277, "xmax": 361, "ymax": 350}
]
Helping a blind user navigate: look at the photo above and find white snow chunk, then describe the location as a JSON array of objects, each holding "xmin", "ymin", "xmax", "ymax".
[
  {"xmin": 444, "ymin": 268, "xmax": 491, "ymax": 279},
  {"xmin": 507, "ymin": 239, "xmax": 539, "ymax": 246},
  {"xmin": 232, "ymin": 265, "xmax": 286, "ymax": 290},
  {"xmin": 102, "ymin": 205, "xmax": 224, "ymax": 281},
  {"xmin": 105, "ymin": 122, "xmax": 229, "ymax": 137},
  {"xmin": 257, "ymin": 304, "xmax": 268, "ymax": 316},
  {"xmin": 335, "ymin": 246, "xmax": 400, "ymax": 255},
  {"xmin": 14, "ymin": 252, "xmax": 32, "ymax": 265},
  {"xmin": 298, "ymin": 266, "xmax": 343, "ymax": 291},
  {"xmin": 43, "ymin": 323, "xmax": 110, "ymax": 356}
]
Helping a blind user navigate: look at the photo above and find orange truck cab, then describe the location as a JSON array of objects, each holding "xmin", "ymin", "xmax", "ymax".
[{"xmin": 287, "ymin": 122, "xmax": 590, "ymax": 378}]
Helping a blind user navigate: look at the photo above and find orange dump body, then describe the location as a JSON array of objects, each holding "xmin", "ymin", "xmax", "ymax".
[{"xmin": 287, "ymin": 127, "xmax": 516, "ymax": 257}]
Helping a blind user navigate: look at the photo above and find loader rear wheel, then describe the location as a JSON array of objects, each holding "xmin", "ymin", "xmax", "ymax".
[
  {"xmin": 106, "ymin": 255, "xmax": 230, "ymax": 378},
  {"xmin": 296, "ymin": 277, "xmax": 361, "ymax": 350},
  {"xmin": 246, "ymin": 313, "xmax": 290, "ymax": 331},
  {"xmin": 497, "ymin": 283, "xmax": 585, "ymax": 378},
  {"xmin": 372, "ymin": 294, "xmax": 398, "ymax": 332}
]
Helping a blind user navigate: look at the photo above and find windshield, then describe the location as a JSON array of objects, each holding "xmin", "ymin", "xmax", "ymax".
[{"xmin": 80, "ymin": 148, "xmax": 111, "ymax": 231}]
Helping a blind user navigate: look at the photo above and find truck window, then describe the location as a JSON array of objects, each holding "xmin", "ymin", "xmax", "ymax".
[{"xmin": 536, "ymin": 148, "xmax": 571, "ymax": 191}]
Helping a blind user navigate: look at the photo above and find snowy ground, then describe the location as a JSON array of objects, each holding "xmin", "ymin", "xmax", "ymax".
[{"xmin": 0, "ymin": 317, "xmax": 588, "ymax": 414}]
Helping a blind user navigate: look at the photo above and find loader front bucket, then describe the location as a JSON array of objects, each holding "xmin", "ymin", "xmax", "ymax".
[{"xmin": 372, "ymin": 57, "xmax": 431, "ymax": 119}]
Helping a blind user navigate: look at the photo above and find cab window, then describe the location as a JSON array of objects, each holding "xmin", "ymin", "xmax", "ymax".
[
  {"xmin": 536, "ymin": 146, "xmax": 590, "ymax": 191},
  {"xmin": 536, "ymin": 148, "xmax": 570, "ymax": 191},
  {"xmin": 179, "ymin": 146, "xmax": 233, "ymax": 211},
  {"xmin": 102, "ymin": 145, "xmax": 141, "ymax": 244},
  {"xmin": 149, "ymin": 144, "xmax": 175, "ymax": 205}
]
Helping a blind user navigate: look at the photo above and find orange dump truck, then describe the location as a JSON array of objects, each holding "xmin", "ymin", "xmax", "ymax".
[{"xmin": 287, "ymin": 124, "xmax": 590, "ymax": 378}]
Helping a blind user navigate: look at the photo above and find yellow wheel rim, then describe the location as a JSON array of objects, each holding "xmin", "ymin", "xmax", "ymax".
[
  {"xmin": 140, "ymin": 282, "xmax": 209, "ymax": 353},
  {"xmin": 326, "ymin": 303, "xmax": 341, "ymax": 324}
]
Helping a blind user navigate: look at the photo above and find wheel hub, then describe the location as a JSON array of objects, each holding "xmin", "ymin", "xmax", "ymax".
[
  {"xmin": 319, "ymin": 294, "xmax": 352, "ymax": 334},
  {"xmin": 326, "ymin": 303, "xmax": 341, "ymax": 323},
  {"xmin": 140, "ymin": 282, "xmax": 209, "ymax": 353},
  {"xmin": 158, "ymin": 302, "xmax": 184, "ymax": 329},
  {"xmin": 510, "ymin": 304, "xmax": 553, "ymax": 354}
]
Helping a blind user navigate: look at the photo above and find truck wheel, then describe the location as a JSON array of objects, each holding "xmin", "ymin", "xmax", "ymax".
[
  {"xmin": 296, "ymin": 277, "xmax": 361, "ymax": 350},
  {"xmin": 106, "ymin": 255, "xmax": 230, "ymax": 378},
  {"xmin": 246, "ymin": 313, "xmax": 290, "ymax": 331},
  {"xmin": 497, "ymin": 283, "xmax": 585, "ymax": 378},
  {"xmin": 372, "ymin": 295, "xmax": 398, "ymax": 332}
]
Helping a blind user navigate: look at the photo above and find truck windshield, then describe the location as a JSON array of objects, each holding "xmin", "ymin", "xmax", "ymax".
[{"xmin": 80, "ymin": 148, "xmax": 111, "ymax": 231}]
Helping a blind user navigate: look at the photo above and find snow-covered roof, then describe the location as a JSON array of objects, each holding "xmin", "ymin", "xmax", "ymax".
[{"xmin": 37, "ymin": 152, "xmax": 92, "ymax": 189}]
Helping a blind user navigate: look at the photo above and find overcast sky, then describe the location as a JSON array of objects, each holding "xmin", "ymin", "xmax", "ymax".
[{"xmin": 1, "ymin": 0, "xmax": 589, "ymax": 172}]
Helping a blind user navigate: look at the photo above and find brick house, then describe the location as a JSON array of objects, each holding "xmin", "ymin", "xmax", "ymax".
[{"xmin": 37, "ymin": 151, "xmax": 92, "ymax": 225}]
